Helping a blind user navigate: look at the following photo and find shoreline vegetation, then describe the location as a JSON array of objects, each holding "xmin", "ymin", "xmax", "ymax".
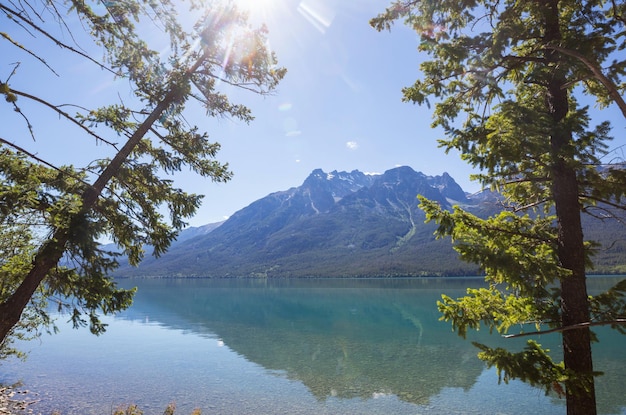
[{"xmin": 111, "ymin": 272, "xmax": 626, "ymax": 280}]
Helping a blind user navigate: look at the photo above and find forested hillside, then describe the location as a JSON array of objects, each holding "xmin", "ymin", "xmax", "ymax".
[{"xmin": 116, "ymin": 166, "xmax": 626, "ymax": 277}]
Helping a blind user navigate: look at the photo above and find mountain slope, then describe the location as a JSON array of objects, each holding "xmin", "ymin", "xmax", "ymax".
[
  {"xmin": 118, "ymin": 167, "xmax": 483, "ymax": 277},
  {"xmin": 116, "ymin": 166, "xmax": 625, "ymax": 277}
]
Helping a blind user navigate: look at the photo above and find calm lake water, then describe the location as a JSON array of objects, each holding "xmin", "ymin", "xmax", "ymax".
[{"xmin": 1, "ymin": 277, "xmax": 625, "ymax": 415}]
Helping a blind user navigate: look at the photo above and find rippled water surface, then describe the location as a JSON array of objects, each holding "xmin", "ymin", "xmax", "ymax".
[{"xmin": 2, "ymin": 277, "xmax": 625, "ymax": 415}]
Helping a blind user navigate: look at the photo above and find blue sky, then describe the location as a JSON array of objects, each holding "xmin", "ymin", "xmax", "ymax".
[
  {"xmin": 3, "ymin": 0, "xmax": 626, "ymax": 227},
  {"xmin": 190, "ymin": 0, "xmax": 475, "ymax": 225}
]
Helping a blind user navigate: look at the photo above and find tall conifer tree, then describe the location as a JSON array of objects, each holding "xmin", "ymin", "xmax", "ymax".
[
  {"xmin": 0, "ymin": 0, "xmax": 284, "ymax": 353},
  {"xmin": 372, "ymin": 1, "xmax": 626, "ymax": 414}
]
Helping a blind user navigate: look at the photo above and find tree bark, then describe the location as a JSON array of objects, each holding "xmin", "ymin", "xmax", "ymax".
[
  {"xmin": 543, "ymin": 1, "xmax": 596, "ymax": 414},
  {"xmin": 541, "ymin": 0, "xmax": 597, "ymax": 415},
  {"xmin": 552, "ymin": 159, "xmax": 597, "ymax": 415},
  {"xmin": 0, "ymin": 237, "xmax": 69, "ymax": 342}
]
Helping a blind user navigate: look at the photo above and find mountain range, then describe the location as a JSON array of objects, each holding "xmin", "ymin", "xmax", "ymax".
[{"xmin": 116, "ymin": 166, "xmax": 626, "ymax": 277}]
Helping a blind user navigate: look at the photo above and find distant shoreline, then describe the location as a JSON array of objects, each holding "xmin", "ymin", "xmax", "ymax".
[{"xmin": 112, "ymin": 273, "xmax": 626, "ymax": 279}]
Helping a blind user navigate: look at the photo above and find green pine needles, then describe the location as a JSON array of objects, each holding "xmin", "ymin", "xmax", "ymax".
[
  {"xmin": 0, "ymin": 0, "xmax": 284, "ymax": 357},
  {"xmin": 373, "ymin": 1, "xmax": 626, "ymax": 414}
]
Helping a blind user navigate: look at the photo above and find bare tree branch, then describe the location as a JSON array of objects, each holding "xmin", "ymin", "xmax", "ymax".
[
  {"xmin": 0, "ymin": 2, "xmax": 117, "ymax": 75},
  {"xmin": 10, "ymin": 87, "xmax": 120, "ymax": 149},
  {"xmin": 0, "ymin": 32, "xmax": 59, "ymax": 75},
  {"xmin": 545, "ymin": 44, "xmax": 626, "ymax": 120}
]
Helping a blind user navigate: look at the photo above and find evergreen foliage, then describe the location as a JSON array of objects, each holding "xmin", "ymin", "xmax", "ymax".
[
  {"xmin": 0, "ymin": 0, "xmax": 284, "ymax": 355},
  {"xmin": 372, "ymin": 1, "xmax": 626, "ymax": 414}
]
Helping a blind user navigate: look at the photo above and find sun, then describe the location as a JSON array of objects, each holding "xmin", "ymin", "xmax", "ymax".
[{"xmin": 230, "ymin": 0, "xmax": 289, "ymax": 30}]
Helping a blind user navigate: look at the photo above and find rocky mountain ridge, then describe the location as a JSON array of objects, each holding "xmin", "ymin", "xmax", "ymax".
[{"xmin": 116, "ymin": 166, "xmax": 625, "ymax": 277}]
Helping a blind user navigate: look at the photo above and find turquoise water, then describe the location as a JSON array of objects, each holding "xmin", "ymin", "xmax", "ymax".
[{"xmin": 1, "ymin": 277, "xmax": 625, "ymax": 415}]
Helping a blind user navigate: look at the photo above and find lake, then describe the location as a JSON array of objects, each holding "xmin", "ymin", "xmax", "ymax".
[{"xmin": 1, "ymin": 277, "xmax": 625, "ymax": 415}]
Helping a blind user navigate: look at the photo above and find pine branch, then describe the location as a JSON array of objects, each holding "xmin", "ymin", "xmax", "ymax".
[
  {"xmin": 0, "ymin": 136, "xmax": 124, "ymax": 206},
  {"xmin": 580, "ymin": 194, "xmax": 626, "ymax": 212},
  {"xmin": 503, "ymin": 319, "xmax": 626, "ymax": 338},
  {"xmin": 0, "ymin": 136, "xmax": 86, "ymax": 184}
]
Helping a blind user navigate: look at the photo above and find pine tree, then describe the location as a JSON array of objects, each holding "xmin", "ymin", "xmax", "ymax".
[
  {"xmin": 0, "ymin": 0, "xmax": 285, "ymax": 353},
  {"xmin": 372, "ymin": 1, "xmax": 626, "ymax": 414}
]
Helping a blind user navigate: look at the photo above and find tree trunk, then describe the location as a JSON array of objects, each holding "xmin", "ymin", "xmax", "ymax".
[
  {"xmin": 0, "ymin": 235, "xmax": 69, "ymax": 342},
  {"xmin": 541, "ymin": 1, "xmax": 596, "ymax": 413},
  {"xmin": 548, "ymin": 81, "xmax": 596, "ymax": 413},
  {"xmin": 552, "ymin": 162, "xmax": 597, "ymax": 415},
  {"xmin": 0, "ymin": 78, "xmax": 183, "ymax": 345}
]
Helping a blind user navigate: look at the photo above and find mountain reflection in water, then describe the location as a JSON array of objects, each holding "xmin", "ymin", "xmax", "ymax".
[
  {"xmin": 128, "ymin": 278, "xmax": 483, "ymax": 405},
  {"xmin": 115, "ymin": 277, "xmax": 625, "ymax": 413},
  {"xmin": 4, "ymin": 277, "xmax": 624, "ymax": 415}
]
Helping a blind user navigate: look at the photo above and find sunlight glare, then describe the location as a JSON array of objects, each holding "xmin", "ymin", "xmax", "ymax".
[{"xmin": 234, "ymin": 0, "xmax": 277, "ymax": 15}]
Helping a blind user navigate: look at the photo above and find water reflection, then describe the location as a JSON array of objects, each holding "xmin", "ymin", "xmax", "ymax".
[
  {"xmin": 2, "ymin": 277, "xmax": 624, "ymax": 414},
  {"xmin": 113, "ymin": 277, "xmax": 626, "ymax": 414},
  {"xmin": 120, "ymin": 278, "xmax": 478, "ymax": 404}
]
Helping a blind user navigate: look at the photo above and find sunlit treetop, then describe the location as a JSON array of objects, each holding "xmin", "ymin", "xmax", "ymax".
[{"xmin": 0, "ymin": 0, "xmax": 285, "ymax": 353}]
